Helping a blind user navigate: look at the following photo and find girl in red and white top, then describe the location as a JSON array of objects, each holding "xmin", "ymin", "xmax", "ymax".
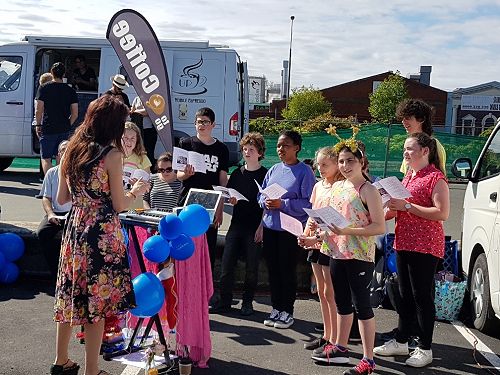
[{"xmin": 374, "ymin": 132, "xmax": 450, "ymax": 368}]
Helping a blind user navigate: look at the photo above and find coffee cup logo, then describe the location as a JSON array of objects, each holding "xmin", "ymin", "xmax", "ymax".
[{"xmin": 146, "ymin": 94, "xmax": 165, "ymax": 115}]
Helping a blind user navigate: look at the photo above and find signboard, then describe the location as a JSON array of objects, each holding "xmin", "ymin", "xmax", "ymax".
[
  {"xmin": 106, "ymin": 9, "xmax": 174, "ymax": 151},
  {"xmin": 249, "ymin": 76, "xmax": 265, "ymax": 104},
  {"xmin": 461, "ymin": 95, "xmax": 500, "ymax": 112}
]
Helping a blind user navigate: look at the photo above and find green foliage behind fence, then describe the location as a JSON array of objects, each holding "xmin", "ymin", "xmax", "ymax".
[{"xmin": 256, "ymin": 124, "xmax": 486, "ymax": 180}]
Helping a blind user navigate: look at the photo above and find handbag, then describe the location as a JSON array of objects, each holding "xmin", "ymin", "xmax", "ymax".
[{"xmin": 434, "ymin": 279, "xmax": 466, "ymax": 321}]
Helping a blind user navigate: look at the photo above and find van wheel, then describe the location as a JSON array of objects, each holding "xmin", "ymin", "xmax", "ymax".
[
  {"xmin": 470, "ymin": 253, "xmax": 500, "ymax": 333},
  {"xmin": 0, "ymin": 157, "xmax": 14, "ymax": 172}
]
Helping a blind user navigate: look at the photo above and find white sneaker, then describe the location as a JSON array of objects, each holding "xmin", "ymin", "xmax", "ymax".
[
  {"xmin": 406, "ymin": 348, "xmax": 433, "ymax": 367},
  {"xmin": 273, "ymin": 311, "xmax": 294, "ymax": 329},
  {"xmin": 263, "ymin": 309, "xmax": 280, "ymax": 327},
  {"xmin": 374, "ymin": 339, "xmax": 409, "ymax": 356}
]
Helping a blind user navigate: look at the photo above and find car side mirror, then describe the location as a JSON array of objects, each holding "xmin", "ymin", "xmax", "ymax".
[{"xmin": 451, "ymin": 158, "xmax": 472, "ymax": 179}]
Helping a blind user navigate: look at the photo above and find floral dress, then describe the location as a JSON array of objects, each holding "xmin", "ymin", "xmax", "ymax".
[{"xmin": 54, "ymin": 145, "xmax": 135, "ymax": 325}]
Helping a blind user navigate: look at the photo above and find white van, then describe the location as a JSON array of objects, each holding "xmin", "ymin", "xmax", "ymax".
[
  {"xmin": 452, "ymin": 119, "xmax": 500, "ymax": 333},
  {"xmin": 0, "ymin": 35, "xmax": 249, "ymax": 171}
]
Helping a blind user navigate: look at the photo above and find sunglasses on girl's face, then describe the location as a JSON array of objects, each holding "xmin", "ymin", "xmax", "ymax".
[{"xmin": 158, "ymin": 167, "xmax": 173, "ymax": 173}]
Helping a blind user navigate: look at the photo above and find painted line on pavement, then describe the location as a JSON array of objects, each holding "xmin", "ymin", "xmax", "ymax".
[
  {"xmin": 120, "ymin": 365, "xmax": 141, "ymax": 375},
  {"xmin": 452, "ymin": 320, "xmax": 500, "ymax": 371}
]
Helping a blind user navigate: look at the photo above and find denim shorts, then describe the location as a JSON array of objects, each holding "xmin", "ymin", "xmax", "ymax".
[{"xmin": 40, "ymin": 132, "xmax": 71, "ymax": 159}]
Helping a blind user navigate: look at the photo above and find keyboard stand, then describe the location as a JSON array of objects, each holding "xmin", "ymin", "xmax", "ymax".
[{"xmin": 103, "ymin": 221, "xmax": 173, "ymax": 369}]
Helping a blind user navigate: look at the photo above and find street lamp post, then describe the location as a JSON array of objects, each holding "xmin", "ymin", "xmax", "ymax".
[{"xmin": 286, "ymin": 15, "xmax": 295, "ymax": 109}]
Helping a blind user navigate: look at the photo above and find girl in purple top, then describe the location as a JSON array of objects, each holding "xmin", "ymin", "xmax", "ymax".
[{"xmin": 258, "ymin": 130, "xmax": 316, "ymax": 329}]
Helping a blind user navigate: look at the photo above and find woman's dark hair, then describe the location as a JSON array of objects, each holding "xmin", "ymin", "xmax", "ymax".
[
  {"xmin": 279, "ymin": 129, "xmax": 302, "ymax": 153},
  {"xmin": 407, "ymin": 132, "xmax": 444, "ymax": 174},
  {"xmin": 50, "ymin": 62, "xmax": 66, "ymax": 79},
  {"xmin": 61, "ymin": 95, "xmax": 129, "ymax": 186},
  {"xmin": 157, "ymin": 152, "xmax": 173, "ymax": 164},
  {"xmin": 396, "ymin": 98, "xmax": 434, "ymax": 136},
  {"xmin": 337, "ymin": 142, "xmax": 372, "ymax": 181}
]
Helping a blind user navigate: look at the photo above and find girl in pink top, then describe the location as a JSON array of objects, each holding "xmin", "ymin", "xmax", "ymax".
[
  {"xmin": 298, "ymin": 147, "xmax": 343, "ymax": 354},
  {"xmin": 309, "ymin": 142, "xmax": 385, "ymax": 375},
  {"xmin": 374, "ymin": 133, "xmax": 449, "ymax": 368}
]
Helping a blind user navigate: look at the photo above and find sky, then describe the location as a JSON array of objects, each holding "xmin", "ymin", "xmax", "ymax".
[{"xmin": 1, "ymin": 0, "xmax": 499, "ymax": 92}]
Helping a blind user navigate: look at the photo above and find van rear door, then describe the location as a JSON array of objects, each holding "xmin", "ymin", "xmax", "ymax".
[{"xmin": 0, "ymin": 51, "xmax": 29, "ymax": 157}]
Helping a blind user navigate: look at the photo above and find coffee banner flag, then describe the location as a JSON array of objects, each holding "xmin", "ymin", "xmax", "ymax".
[{"xmin": 106, "ymin": 9, "xmax": 174, "ymax": 151}]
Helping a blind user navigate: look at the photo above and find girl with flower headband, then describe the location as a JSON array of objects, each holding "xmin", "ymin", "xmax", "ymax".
[
  {"xmin": 309, "ymin": 127, "xmax": 385, "ymax": 375},
  {"xmin": 298, "ymin": 147, "xmax": 343, "ymax": 356}
]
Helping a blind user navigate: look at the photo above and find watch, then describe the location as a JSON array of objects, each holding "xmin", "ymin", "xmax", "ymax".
[{"xmin": 404, "ymin": 202, "xmax": 412, "ymax": 211}]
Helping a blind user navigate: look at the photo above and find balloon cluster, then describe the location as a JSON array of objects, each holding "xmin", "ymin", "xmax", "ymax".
[
  {"xmin": 130, "ymin": 204, "xmax": 210, "ymax": 318},
  {"xmin": 0, "ymin": 233, "xmax": 25, "ymax": 284}
]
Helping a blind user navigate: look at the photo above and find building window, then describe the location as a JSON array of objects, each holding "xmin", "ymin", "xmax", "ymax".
[
  {"xmin": 460, "ymin": 114, "xmax": 476, "ymax": 135},
  {"xmin": 481, "ymin": 113, "xmax": 497, "ymax": 133}
]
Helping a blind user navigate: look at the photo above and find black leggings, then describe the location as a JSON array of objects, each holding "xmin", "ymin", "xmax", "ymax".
[
  {"xmin": 330, "ymin": 258, "xmax": 374, "ymax": 320},
  {"xmin": 395, "ymin": 250, "xmax": 439, "ymax": 350}
]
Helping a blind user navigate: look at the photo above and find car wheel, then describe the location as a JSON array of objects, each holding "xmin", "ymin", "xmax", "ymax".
[{"xmin": 470, "ymin": 253, "xmax": 500, "ymax": 333}]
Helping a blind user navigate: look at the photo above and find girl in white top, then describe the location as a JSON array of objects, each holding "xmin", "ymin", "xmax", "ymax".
[{"xmin": 299, "ymin": 147, "xmax": 343, "ymax": 354}]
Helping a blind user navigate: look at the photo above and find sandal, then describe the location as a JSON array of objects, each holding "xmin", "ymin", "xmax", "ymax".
[{"xmin": 50, "ymin": 359, "xmax": 80, "ymax": 375}]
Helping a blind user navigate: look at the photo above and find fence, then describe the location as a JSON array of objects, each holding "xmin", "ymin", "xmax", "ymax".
[{"xmin": 257, "ymin": 123, "xmax": 486, "ymax": 179}]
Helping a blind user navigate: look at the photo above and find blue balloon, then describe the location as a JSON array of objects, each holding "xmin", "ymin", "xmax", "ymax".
[
  {"xmin": 159, "ymin": 214, "xmax": 183, "ymax": 241},
  {"xmin": 0, "ymin": 251, "xmax": 5, "ymax": 272},
  {"xmin": 130, "ymin": 272, "xmax": 165, "ymax": 317},
  {"xmin": 142, "ymin": 235, "xmax": 171, "ymax": 263},
  {"xmin": 0, "ymin": 262, "xmax": 20, "ymax": 284},
  {"xmin": 0, "ymin": 233, "xmax": 25, "ymax": 262},
  {"xmin": 169, "ymin": 234, "xmax": 195, "ymax": 261},
  {"xmin": 179, "ymin": 204, "xmax": 210, "ymax": 237},
  {"xmin": 387, "ymin": 252, "xmax": 397, "ymax": 274}
]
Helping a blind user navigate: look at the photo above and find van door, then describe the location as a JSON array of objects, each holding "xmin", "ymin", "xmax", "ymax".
[
  {"xmin": 0, "ymin": 52, "xmax": 28, "ymax": 159},
  {"xmin": 470, "ymin": 125, "xmax": 500, "ymax": 313}
]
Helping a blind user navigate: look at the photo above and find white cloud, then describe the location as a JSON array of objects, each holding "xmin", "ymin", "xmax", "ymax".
[{"xmin": 0, "ymin": 0, "xmax": 498, "ymax": 92}]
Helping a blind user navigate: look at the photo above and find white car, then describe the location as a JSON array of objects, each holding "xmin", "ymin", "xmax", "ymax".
[{"xmin": 452, "ymin": 119, "xmax": 500, "ymax": 333}]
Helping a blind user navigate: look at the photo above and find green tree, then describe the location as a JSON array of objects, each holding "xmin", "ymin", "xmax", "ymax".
[
  {"xmin": 281, "ymin": 86, "xmax": 331, "ymax": 125},
  {"xmin": 368, "ymin": 72, "xmax": 409, "ymax": 123}
]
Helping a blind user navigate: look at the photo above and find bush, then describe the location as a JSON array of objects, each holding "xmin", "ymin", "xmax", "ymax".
[{"xmin": 300, "ymin": 112, "xmax": 359, "ymax": 133}]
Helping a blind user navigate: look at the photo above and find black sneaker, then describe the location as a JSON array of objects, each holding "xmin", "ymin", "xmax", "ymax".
[
  {"xmin": 304, "ymin": 336, "xmax": 328, "ymax": 350},
  {"xmin": 314, "ymin": 324, "xmax": 324, "ymax": 333},
  {"xmin": 379, "ymin": 328, "xmax": 398, "ymax": 342},
  {"xmin": 240, "ymin": 302, "xmax": 254, "ymax": 316},
  {"xmin": 312, "ymin": 340, "xmax": 330, "ymax": 356},
  {"xmin": 343, "ymin": 358, "xmax": 375, "ymax": 374},
  {"xmin": 311, "ymin": 344, "xmax": 350, "ymax": 364}
]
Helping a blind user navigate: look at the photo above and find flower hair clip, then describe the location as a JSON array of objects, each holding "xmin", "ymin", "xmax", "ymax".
[{"xmin": 326, "ymin": 125, "xmax": 360, "ymax": 154}]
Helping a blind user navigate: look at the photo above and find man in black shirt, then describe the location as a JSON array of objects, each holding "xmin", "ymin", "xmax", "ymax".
[
  {"xmin": 210, "ymin": 133, "xmax": 268, "ymax": 316},
  {"xmin": 35, "ymin": 62, "xmax": 78, "ymax": 175},
  {"xmin": 105, "ymin": 74, "xmax": 130, "ymax": 108},
  {"xmin": 177, "ymin": 107, "xmax": 229, "ymax": 271},
  {"xmin": 72, "ymin": 55, "xmax": 97, "ymax": 91}
]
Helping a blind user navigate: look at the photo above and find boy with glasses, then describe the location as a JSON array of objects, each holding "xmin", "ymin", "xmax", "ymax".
[{"xmin": 177, "ymin": 107, "xmax": 229, "ymax": 273}]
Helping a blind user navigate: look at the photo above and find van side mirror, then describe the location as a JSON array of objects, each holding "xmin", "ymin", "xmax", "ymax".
[{"xmin": 451, "ymin": 158, "xmax": 472, "ymax": 179}]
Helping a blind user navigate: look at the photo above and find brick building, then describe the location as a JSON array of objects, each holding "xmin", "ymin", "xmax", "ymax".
[{"xmin": 259, "ymin": 68, "xmax": 449, "ymax": 129}]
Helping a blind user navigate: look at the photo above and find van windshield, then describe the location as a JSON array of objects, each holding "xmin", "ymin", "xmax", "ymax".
[{"xmin": 0, "ymin": 56, "xmax": 22, "ymax": 91}]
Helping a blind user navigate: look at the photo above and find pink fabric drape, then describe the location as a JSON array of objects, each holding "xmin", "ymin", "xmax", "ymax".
[
  {"xmin": 127, "ymin": 226, "xmax": 213, "ymax": 368},
  {"xmin": 175, "ymin": 235, "xmax": 213, "ymax": 368}
]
